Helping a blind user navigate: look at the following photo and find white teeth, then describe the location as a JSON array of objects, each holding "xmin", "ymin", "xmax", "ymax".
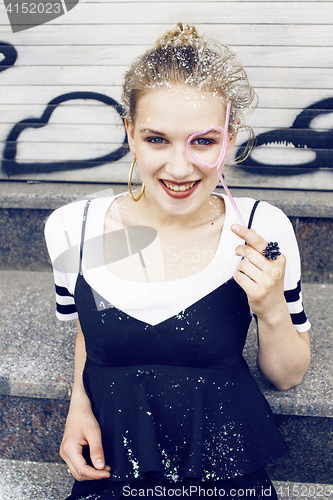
[{"xmin": 163, "ymin": 181, "xmax": 196, "ymax": 192}]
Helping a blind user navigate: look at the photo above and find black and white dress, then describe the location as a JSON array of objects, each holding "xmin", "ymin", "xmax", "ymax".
[{"xmin": 45, "ymin": 193, "xmax": 310, "ymax": 500}]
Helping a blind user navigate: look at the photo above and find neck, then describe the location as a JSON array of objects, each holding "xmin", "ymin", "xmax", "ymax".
[{"xmin": 137, "ymin": 192, "xmax": 224, "ymax": 231}]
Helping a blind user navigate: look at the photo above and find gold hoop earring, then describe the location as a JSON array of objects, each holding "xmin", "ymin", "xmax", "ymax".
[{"xmin": 128, "ymin": 157, "xmax": 145, "ymax": 202}]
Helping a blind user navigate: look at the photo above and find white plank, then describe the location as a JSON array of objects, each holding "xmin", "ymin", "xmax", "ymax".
[
  {"xmin": 257, "ymin": 88, "xmax": 333, "ymax": 108},
  {"xmin": 0, "ymin": 85, "xmax": 330, "ymax": 110},
  {"xmin": 1, "ymin": 65, "xmax": 332, "ymax": 89},
  {"xmin": 249, "ymin": 111, "xmax": 333, "ymax": 131},
  {"xmin": 1, "ymin": 24, "xmax": 332, "ymax": 46},
  {"xmin": 0, "ymin": 161, "xmax": 131, "ymax": 182},
  {"xmin": 0, "ymin": 86, "xmax": 123, "ymax": 105},
  {"xmin": 0, "ymin": 126, "xmax": 320, "ymax": 149},
  {"xmin": 0, "ymin": 124, "xmax": 122, "ymax": 142},
  {"xmin": 248, "ymin": 67, "xmax": 333, "ymax": 89},
  {"xmin": 0, "ymin": 66, "xmax": 125, "ymax": 85},
  {"xmin": 9, "ymin": 45, "xmax": 333, "ymax": 68},
  {"xmin": 2, "ymin": 124, "xmax": 329, "ymax": 153},
  {"xmin": 236, "ymin": 46, "xmax": 333, "ymax": 68},
  {"xmin": 0, "ymin": 85, "xmax": 124, "ymax": 105},
  {"xmin": 9, "ymin": 127, "xmax": 331, "ymax": 159},
  {"xmin": 3, "ymin": 107, "xmax": 332, "ymax": 147},
  {"xmin": 0, "ymin": 103, "xmax": 125, "ymax": 123},
  {"xmin": 13, "ymin": 45, "xmax": 147, "ymax": 66},
  {"xmin": 14, "ymin": 142, "xmax": 125, "ymax": 161},
  {"xmin": 2, "ymin": 141, "xmax": 326, "ymax": 166},
  {"xmin": 0, "ymin": 102, "xmax": 127, "ymax": 121},
  {"xmin": 1, "ymin": 106, "xmax": 333, "ymax": 131},
  {"xmin": 2, "ymin": 2, "xmax": 332, "ymax": 26},
  {"xmin": 225, "ymin": 167, "xmax": 333, "ymax": 191},
  {"xmin": 13, "ymin": 123, "xmax": 126, "ymax": 144}
]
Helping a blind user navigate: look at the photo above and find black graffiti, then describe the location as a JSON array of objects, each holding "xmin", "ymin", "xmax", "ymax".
[
  {"xmin": 4, "ymin": 92, "xmax": 333, "ymax": 179},
  {"xmin": 237, "ymin": 97, "xmax": 333, "ymax": 176},
  {"xmin": 2, "ymin": 91, "xmax": 129, "ymax": 177},
  {"xmin": 0, "ymin": 42, "xmax": 17, "ymax": 72}
]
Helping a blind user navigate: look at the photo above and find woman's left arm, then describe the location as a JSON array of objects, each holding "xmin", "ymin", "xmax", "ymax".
[{"xmin": 231, "ymin": 223, "xmax": 311, "ymax": 391}]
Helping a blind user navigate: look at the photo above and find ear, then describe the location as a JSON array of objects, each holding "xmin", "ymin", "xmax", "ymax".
[
  {"xmin": 125, "ymin": 118, "xmax": 136, "ymax": 156},
  {"xmin": 226, "ymin": 132, "xmax": 237, "ymax": 157}
]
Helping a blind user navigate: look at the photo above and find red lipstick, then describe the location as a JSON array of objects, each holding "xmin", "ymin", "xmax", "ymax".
[{"xmin": 159, "ymin": 179, "xmax": 200, "ymax": 199}]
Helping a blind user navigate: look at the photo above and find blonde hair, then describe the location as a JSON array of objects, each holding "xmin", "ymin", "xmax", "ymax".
[{"xmin": 122, "ymin": 23, "xmax": 257, "ymax": 161}]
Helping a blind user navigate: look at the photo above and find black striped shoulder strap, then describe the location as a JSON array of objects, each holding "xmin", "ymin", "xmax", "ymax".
[{"xmin": 247, "ymin": 200, "xmax": 260, "ymax": 230}]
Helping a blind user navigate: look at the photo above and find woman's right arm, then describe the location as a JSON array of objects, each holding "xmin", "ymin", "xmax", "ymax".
[{"xmin": 60, "ymin": 319, "xmax": 111, "ymax": 481}]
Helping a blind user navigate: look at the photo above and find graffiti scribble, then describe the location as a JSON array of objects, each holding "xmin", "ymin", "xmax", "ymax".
[
  {"xmin": 237, "ymin": 98, "xmax": 333, "ymax": 176},
  {"xmin": 0, "ymin": 42, "xmax": 17, "ymax": 71},
  {"xmin": 2, "ymin": 92, "xmax": 129, "ymax": 177}
]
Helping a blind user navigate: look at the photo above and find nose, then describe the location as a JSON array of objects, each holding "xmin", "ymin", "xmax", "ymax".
[{"xmin": 164, "ymin": 144, "xmax": 194, "ymax": 180}]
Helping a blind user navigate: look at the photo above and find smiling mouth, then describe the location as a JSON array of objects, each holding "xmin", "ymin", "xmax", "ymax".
[{"xmin": 161, "ymin": 180, "xmax": 200, "ymax": 192}]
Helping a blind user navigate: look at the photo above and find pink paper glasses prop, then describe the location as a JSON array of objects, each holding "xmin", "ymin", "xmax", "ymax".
[{"xmin": 186, "ymin": 102, "xmax": 245, "ymax": 227}]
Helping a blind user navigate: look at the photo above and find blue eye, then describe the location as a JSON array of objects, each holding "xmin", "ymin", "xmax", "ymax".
[
  {"xmin": 193, "ymin": 138, "xmax": 212, "ymax": 146},
  {"xmin": 149, "ymin": 137, "xmax": 164, "ymax": 144}
]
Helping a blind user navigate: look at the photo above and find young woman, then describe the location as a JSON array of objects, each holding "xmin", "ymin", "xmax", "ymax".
[{"xmin": 45, "ymin": 23, "xmax": 311, "ymax": 500}]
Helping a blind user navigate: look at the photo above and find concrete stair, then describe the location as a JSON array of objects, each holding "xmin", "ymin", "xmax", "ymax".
[
  {"xmin": 0, "ymin": 181, "xmax": 332, "ymax": 499},
  {"xmin": 0, "ymin": 459, "xmax": 74, "ymax": 500}
]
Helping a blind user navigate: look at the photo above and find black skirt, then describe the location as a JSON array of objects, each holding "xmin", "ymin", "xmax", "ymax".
[{"xmin": 66, "ymin": 468, "xmax": 278, "ymax": 500}]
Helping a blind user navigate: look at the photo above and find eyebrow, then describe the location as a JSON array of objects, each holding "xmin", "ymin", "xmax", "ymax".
[
  {"xmin": 140, "ymin": 128, "xmax": 166, "ymax": 136},
  {"xmin": 139, "ymin": 127, "xmax": 223, "ymax": 137},
  {"xmin": 197, "ymin": 128, "xmax": 222, "ymax": 135}
]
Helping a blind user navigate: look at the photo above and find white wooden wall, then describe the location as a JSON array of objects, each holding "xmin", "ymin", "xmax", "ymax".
[{"xmin": 0, "ymin": 0, "xmax": 332, "ymax": 189}]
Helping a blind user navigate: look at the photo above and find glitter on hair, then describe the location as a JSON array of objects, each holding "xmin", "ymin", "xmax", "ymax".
[{"xmin": 122, "ymin": 23, "xmax": 258, "ymax": 162}]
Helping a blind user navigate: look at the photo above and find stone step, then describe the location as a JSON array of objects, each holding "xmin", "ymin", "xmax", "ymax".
[
  {"xmin": 0, "ymin": 270, "xmax": 331, "ymax": 413},
  {"xmin": 0, "ymin": 459, "xmax": 332, "ymax": 500},
  {"xmin": 0, "ymin": 270, "xmax": 332, "ymax": 484},
  {"xmin": 0, "ymin": 459, "xmax": 74, "ymax": 500},
  {"xmin": 0, "ymin": 181, "xmax": 332, "ymax": 283}
]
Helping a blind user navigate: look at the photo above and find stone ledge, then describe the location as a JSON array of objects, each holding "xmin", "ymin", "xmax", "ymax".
[
  {"xmin": 0, "ymin": 459, "xmax": 332, "ymax": 500},
  {"xmin": 1, "ymin": 181, "xmax": 332, "ymax": 283},
  {"xmin": 244, "ymin": 283, "xmax": 333, "ymax": 417},
  {"xmin": 0, "ymin": 270, "xmax": 331, "ymax": 418},
  {"xmin": 1, "ymin": 398, "xmax": 331, "ymax": 482},
  {"xmin": 0, "ymin": 459, "xmax": 74, "ymax": 500},
  {"xmin": 1, "ymin": 181, "xmax": 333, "ymax": 218},
  {"xmin": 0, "ymin": 270, "xmax": 75, "ymax": 400}
]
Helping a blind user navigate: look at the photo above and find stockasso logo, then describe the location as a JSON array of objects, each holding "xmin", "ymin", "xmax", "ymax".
[{"xmin": 4, "ymin": 0, "xmax": 80, "ymax": 33}]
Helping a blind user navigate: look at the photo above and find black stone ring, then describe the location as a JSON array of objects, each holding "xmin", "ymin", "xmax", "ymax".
[{"xmin": 263, "ymin": 242, "xmax": 281, "ymax": 260}]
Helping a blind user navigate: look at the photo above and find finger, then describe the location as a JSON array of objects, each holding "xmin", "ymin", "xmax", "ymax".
[
  {"xmin": 236, "ymin": 247, "xmax": 286, "ymax": 287},
  {"xmin": 237, "ymin": 257, "xmax": 262, "ymax": 283},
  {"xmin": 235, "ymin": 244, "xmax": 266, "ymax": 269},
  {"xmin": 85, "ymin": 427, "xmax": 109, "ymax": 471},
  {"xmin": 62, "ymin": 441, "xmax": 110, "ymax": 481},
  {"xmin": 234, "ymin": 268, "xmax": 260, "ymax": 297},
  {"xmin": 231, "ymin": 224, "xmax": 268, "ymax": 254},
  {"xmin": 69, "ymin": 455, "xmax": 111, "ymax": 481}
]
